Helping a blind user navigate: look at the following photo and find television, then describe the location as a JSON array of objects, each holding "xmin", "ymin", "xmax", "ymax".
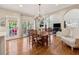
[
  {"xmin": 53, "ymin": 23, "xmax": 61, "ymax": 34},
  {"xmin": 40, "ymin": 24, "xmax": 43, "ymax": 27},
  {"xmin": 53, "ymin": 23, "xmax": 61, "ymax": 27}
]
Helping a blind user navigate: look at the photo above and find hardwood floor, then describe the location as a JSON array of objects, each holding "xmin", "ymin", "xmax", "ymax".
[{"xmin": 6, "ymin": 35, "xmax": 79, "ymax": 55}]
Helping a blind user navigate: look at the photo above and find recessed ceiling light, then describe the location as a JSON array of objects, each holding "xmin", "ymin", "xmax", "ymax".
[
  {"xmin": 19, "ymin": 4, "xmax": 23, "ymax": 7},
  {"xmin": 56, "ymin": 4, "xmax": 59, "ymax": 6}
]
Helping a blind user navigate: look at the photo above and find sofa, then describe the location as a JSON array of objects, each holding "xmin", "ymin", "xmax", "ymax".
[{"xmin": 56, "ymin": 28, "xmax": 79, "ymax": 51}]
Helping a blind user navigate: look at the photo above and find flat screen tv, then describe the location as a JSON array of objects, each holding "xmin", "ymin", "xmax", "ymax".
[{"xmin": 53, "ymin": 23, "xmax": 61, "ymax": 27}]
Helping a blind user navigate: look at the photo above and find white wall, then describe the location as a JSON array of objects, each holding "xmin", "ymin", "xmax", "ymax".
[
  {"xmin": 21, "ymin": 16, "xmax": 34, "ymax": 29},
  {"xmin": 50, "ymin": 5, "xmax": 79, "ymax": 29},
  {"xmin": 50, "ymin": 8, "xmax": 69, "ymax": 30},
  {"xmin": 0, "ymin": 8, "xmax": 20, "ymax": 32},
  {"xmin": 64, "ymin": 9, "xmax": 79, "ymax": 25},
  {"xmin": 0, "ymin": 8, "xmax": 21, "ymax": 39},
  {"xmin": 0, "ymin": 8, "xmax": 32, "ymax": 39},
  {"xmin": 50, "ymin": 5, "xmax": 79, "ymax": 38}
]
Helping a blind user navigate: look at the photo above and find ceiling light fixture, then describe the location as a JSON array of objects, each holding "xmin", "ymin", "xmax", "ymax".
[
  {"xmin": 56, "ymin": 4, "xmax": 59, "ymax": 6},
  {"xmin": 34, "ymin": 4, "xmax": 44, "ymax": 20},
  {"xmin": 19, "ymin": 4, "xmax": 23, "ymax": 7}
]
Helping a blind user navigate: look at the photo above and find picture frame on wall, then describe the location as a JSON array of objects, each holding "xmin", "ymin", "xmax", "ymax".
[{"xmin": 64, "ymin": 21, "xmax": 66, "ymax": 28}]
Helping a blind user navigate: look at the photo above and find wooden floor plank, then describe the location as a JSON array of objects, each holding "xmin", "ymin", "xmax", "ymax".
[{"xmin": 6, "ymin": 36, "xmax": 79, "ymax": 55}]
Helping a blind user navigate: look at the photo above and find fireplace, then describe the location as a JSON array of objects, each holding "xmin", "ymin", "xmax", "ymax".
[{"xmin": 53, "ymin": 23, "xmax": 61, "ymax": 34}]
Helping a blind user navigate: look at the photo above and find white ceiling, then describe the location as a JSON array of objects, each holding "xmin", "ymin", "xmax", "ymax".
[{"xmin": 0, "ymin": 4, "xmax": 73, "ymax": 16}]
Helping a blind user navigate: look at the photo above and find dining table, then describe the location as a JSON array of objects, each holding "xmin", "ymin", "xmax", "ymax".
[{"xmin": 31, "ymin": 30, "xmax": 49, "ymax": 47}]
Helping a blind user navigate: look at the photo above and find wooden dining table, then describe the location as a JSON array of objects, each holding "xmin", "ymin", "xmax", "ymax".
[
  {"xmin": 31, "ymin": 30, "xmax": 49, "ymax": 47},
  {"xmin": 40, "ymin": 31, "xmax": 49, "ymax": 46}
]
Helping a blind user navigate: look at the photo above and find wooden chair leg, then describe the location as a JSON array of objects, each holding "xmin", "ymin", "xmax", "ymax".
[{"xmin": 71, "ymin": 47, "xmax": 74, "ymax": 51}]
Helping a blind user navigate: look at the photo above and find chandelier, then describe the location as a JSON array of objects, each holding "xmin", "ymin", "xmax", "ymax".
[{"xmin": 34, "ymin": 4, "xmax": 44, "ymax": 20}]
